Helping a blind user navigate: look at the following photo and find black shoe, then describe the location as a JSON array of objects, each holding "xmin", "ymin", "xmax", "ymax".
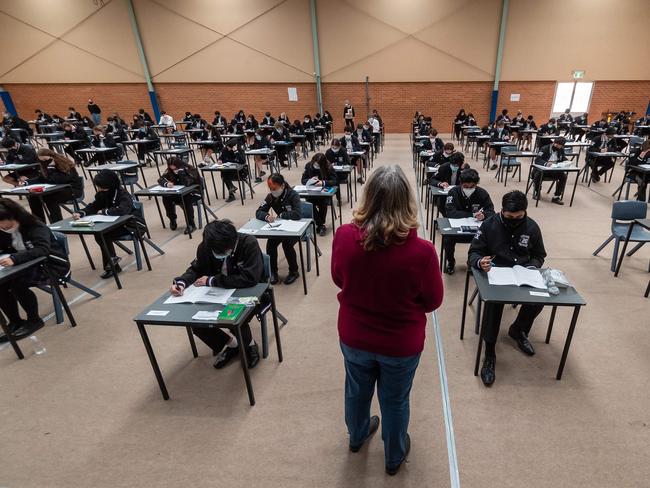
[
  {"xmin": 169, "ymin": 219, "xmax": 177, "ymax": 231},
  {"xmin": 100, "ymin": 264, "xmax": 122, "ymax": 279},
  {"xmin": 246, "ymin": 343, "xmax": 260, "ymax": 369},
  {"xmin": 213, "ymin": 346, "xmax": 239, "ymax": 369},
  {"xmin": 532, "ymin": 190, "xmax": 540, "ymax": 200},
  {"xmin": 490, "ymin": 164, "xmax": 498, "ymax": 170},
  {"xmin": 385, "ymin": 433, "xmax": 411, "ymax": 476},
  {"xmin": 184, "ymin": 225, "xmax": 196, "ymax": 235},
  {"xmin": 318, "ymin": 225, "xmax": 327, "ymax": 237},
  {"xmin": 226, "ymin": 194, "xmax": 236, "ymax": 203},
  {"xmin": 551, "ymin": 196, "xmax": 564, "ymax": 205},
  {"xmin": 255, "ymin": 177, "xmax": 262, "ymax": 183},
  {"xmin": 350, "ymin": 415, "xmax": 380, "ymax": 452},
  {"xmin": 198, "ymin": 162, "xmax": 207, "ymax": 169},
  {"xmin": 231, "ymin": 186, "xmax": 238, "ymax": 193},
  {"xmin": 270, "ymin": 273, "xmax": 279, "ymax": 285},
  {"xmin": 0, "ymin": 320, "xmax": 26, "ymax": 343},
  {"xmin": 357, "ymin": 177, "xmax": 365, "ymax": 184},
  {"xmin": 284, "ymin": 271, "xmax": 300, "ymax": 285},
  {"xmin": 444, "ymin": 261, "xmax": 455, "ymax": 275},
  {"xmin": 591, "ymin": 173, "xmax": 600, "ymax": 182},
  {"xmin": 259, "ymin": 171, "xmax": 266, "ymax": 177},
  {"xmin": 480, "ymin": 356, "xmax": 496, "ymax": 386},
  {"xmin": 508, "ymin": 325, "xmax": 535, "ymax": 356}
]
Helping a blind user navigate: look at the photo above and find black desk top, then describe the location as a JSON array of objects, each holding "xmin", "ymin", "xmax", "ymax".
[
  {"xmin": 133, "ymin": 284, "xmax": 269, "ymax": 328},
  {"xmin": 436, "ymin": 218, "xmax": 479, "ymax": 237},
  {"xmin": 471, "ymin": 268, "xmax": 586, "ymax": 306},
  {"xmin": 0, "ymin": 257, "xmax": 45, "ymax": 285},
  {"xmin": 0, "ymin": 184, "xmax": 70, "ymax": 196}
]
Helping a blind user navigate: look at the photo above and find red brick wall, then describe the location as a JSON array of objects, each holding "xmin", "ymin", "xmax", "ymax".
[{"xmin": 3, "ymin": 80, "xmax": 648, "ymax": 133}]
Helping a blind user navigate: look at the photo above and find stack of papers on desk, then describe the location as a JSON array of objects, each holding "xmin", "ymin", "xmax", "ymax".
[
  {"xmin": 638, "ymin": 164, "xmax": 650, "ymax": 170},
  {"xmin": 9, "ymin": 183, "xmax": 55, "ymax": 192},
  {"xmin": 261, "ymin": 219, "xmax": 305, "ymax": 232},
  {"xmin": 84, "ymin": 215, "xmax": 120, "ymax": 223},
  {"xmin": 164, "ymin": 285, "xmax": 235, "ymax": 305},
  {"xmin": 488, "ymin": 266, "xmax": 547, "ymax": 289},
  {"xmin": 192, "ymin": 310, "xmax": 222, "ymax": 321},
  {"xmin": 149, "ymin": 185, "xmax": 185, "ymax": 192},
  {"xmin": 293, "ymin": 185, "xmax": 324, "ymax": 192},
  {"xmin": 449, "ymin": 217, "xmax": 482, "ymax": 228}
]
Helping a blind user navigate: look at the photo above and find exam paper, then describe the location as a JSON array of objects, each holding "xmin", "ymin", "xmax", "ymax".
[
  {"xmin": 261, "ymin": 219, "xmax": 305, "ymax": 232},
  {"xmin": 448, "ymin": 217, "xmax": 481, "ymax": 228},
  {"xmin": 149, "ymin": 185, "xmax": 185, "ymax": 192},
  {"xmin": 10, "ymin": 183, "xmax": 56, "ymax": 192},
  {"xmin": 164, "ymin": 286, "xmax": 235, "ymax": 305},
  {"xmin": 487, "ymin": 266, "xmax": 547, "ymax": 289},
  {"xmin": 85, "ymin": 215, "xmax": 120, "ymax": 223}
]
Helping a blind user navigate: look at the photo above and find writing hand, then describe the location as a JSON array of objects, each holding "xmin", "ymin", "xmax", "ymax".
[
  {"xmin": 479, "ymin": 256, "xmax": 492, "ymax": 272},
  {"xmin": 0, "ymin": 257, "xmax": 14, "ymax": 267},
  {"xmin": 170, "ymin": 283, "xmax": 185, "ymax": 296},
  {"xmin": 72, "ymin": 213, "xmax": 81, "ymax": 220}
]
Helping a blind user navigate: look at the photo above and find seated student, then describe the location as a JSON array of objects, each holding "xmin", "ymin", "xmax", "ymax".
[
  {"xmin": 633, "ymin": 115, "xmax": 650, "ymax": 137},
  {"xmin": 181, "ymin": 111, "xmax": 193, "ymax": 129},
  {"xmin": 199, "ymin": 124, "xmax": 223, "ymax": 165},
  {"xmin": 326, "ymin": 138, "xmax": 355, "ymax": 192},
  {"xmin": 234, "ymin": 110, "xmax": 246, "ymax": 126},
  {"xmin": 20, "ymin": 149, "xmax": 82, "ymax": 223},
  {"xmin": 532, "ymin": 137, "xmax": 573, "ymax": 205},
  {"xmin": 488, "ymin": 120, "xmax": 511, "ymax": 169},
  {"xmin": 495, "ymin": 108, "xmax": 511, "ymax": 124},
  {"xmin": 422, "ymin": 128, "xmax": 444, "ymax": 154},
  {"xmin": 68, "ymin": 107, "xmax": 82, "ymax": 120},
  {"xmin": 301, "ymin": 153, "xmax": 337, "ymax": 236},
  {"xmin": 0, "ymin": 198, "xmax": 70, "ymax": 339},
  {"xmin": 419, "ymin": 117, "xmax": 433, "ymax": 136},
  {"xmin": 303, "ymin": 114, "xmax": 316, "ymax": 151},
  {"xmin": 250, "ymin": 129, "xmax": 272, "ymax": 183},
  {"xmin": 587, "ymin": 127, "xmax": 620, "ymax": 183},
  {"xmin": 135, "ymin": 121, "xmax": 160, "ymax": 162},
  {"xmin": 611, "ymin": 111, "xmax": 630, "ymax": 134},
  {"xmin": 130, "ymin": 114, "xmax": 144, "ymax": 130},
  {"xmin": 355, "ymin": 123, "xmax": 371, "ymax": 145},
  {"xmin": 73, "ymin": 170, "xmax": 145, "ymax": 279},
  {"xmin": 81, "ymin": 116, "xmax": 95, "ymax": 129},
  {"xmin": 535, "ymin": 118, "xmax": 560, "ymax": 148},
  {"xmin": 558, "ymin": 108, "xmax": 573, "ymax": 132},
  {"xmin": 62, "ymin": 122, "xmax": 90, "ymax": 164},
  {"xmin": 50, "ymin": 114, "xmax": 65, "ymax": 128},
  {"xmin": 245, "ymin": 114, "xmax": 259, "ymax": 144},
  {"xmin": 85, "ymin": 125, "xmax": 120, "ymax": 166},
  {"xmin": 262, "ymin": 112, "xmax": 275, "ymax": 126},
  {"xmin": 6, "ymin": 114, "xmax": 33, "ymax": 141},
  {"xmin": 509, "ymin": 111, "xmax": 525, "ymax": 140},
  {"xmin": 270, "ymin": 121, "xmax": 291, "ymax": 167},
  {"xmin": 453, "ymin": 108, "xmax": 467, "ymax": 139},
  {"xmin": 520, "ymin": 115, "xmax": 537, "ymax": 150},
  {"xmin": 322, "ymin": 110, "xmax": 334, "ymax": 126},
  {"xmin": 428, "ymin": 142, "xmax": 455, "ymax": 169},
  {"xmin": 212, "ymin": 111, "xmax": 226, "ymax": 127},
  {"xmin": 340, "ymin": 126, "xmax": 363, "ymax": 184},
  {"xmin": 218, "ymin": 139, "xmax": 248, "ymax": 203},
  {"xmin": 35, "ymin": 109, "xmax": 52, "ymax": 124},
  {"xmin": 170, "ymin": 219, "xmax": 261, "ymax": 369},
  {"xmin": 442, "ymin": 168, "xmax": 495, "ymax": 274},
  {"xmin": 226, "ymin": 119, "xmax": 244, "ymax": 135},
  {"xmin": 0, "ymin": 137, "xmax": 40, "ymax": 186},
  {"xmin": 158, "ymin": 111, "xmax": 176, "ymax": 132},
  {"xmin": 106, "ymin": 119, "xmax": 128, "ymax": 144},
  {"xmin": 138, "ymin": 108, "xmax": 153, "ymax": 124},
  {"xmin": 157, "ymin": 156, "xmax": 201, "ymax": 234},
  {"xmin": 255, "ymin": 173, "xmax": 301, "ymax": 285},
  {"xmin": 368, "ymin": 114, "xmax": 381, "ymax": 152},
  {"xmin": 189, "ymin": 114, "xmax": 208, "ymax": 141},
  {"xmin": 278, "ymin": 112, "xmax": 290, "ymax": 126},
  {"xmin": 370, "ymin": 109, "xmax": 382, "ymax": 128},
  {"xmin": 466, "ymin": 112, "xmax": 477, "ymax": 126},
  {"xmin": 430, "ymin": 151, "xmax": 467, "ymax": 190},
  {"xmin": 289, "ymin": 119, "xmax": 305, "ymax": 155},
  {"xmin": 626, "ymin": 139, "xmax": 650, "ymax": 202},
  {"xmin": 571, "ymin": 112, "xmax": 589, "ymax": 137},
  {"xmin": 468, "ymin": 190, "xmax": 547, "ymax": 387},
  {"xmin": 589, "ymin": 117, "xmax": 609, "ymax": 137}
]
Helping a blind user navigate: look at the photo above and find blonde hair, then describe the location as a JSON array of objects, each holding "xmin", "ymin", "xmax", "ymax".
[
  {"xmin": 36, "ymin": 148, "xmax": 76, "ymax": 174},
  {"xmin": 352, "ymin": 165, "xmax": 418, "ymax": 250}
]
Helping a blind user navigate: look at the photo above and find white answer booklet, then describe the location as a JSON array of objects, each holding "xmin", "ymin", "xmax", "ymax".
[
  {"xmin": 164, "ymin": 285, "xmax": 235, "ymax": 305},
  {"xmin": 260, "ymin": 219, "xmax": 306, "ymax": 232},
  {"xmin": 149, "ymin": 185, "xmax": 185, "ymax": 192},
  {"xmin": 85, "ymin": 215, "xmax": 121, "ymax": 223},
  {"xmin": 448, "ymin": 217, "xmax": 481, "ymax": 228},
  {"xmin": 487, "ymin": 266, "xmax": 547, "ymax": 289}
]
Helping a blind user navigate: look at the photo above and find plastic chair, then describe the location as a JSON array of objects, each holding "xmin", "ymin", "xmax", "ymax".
[
  {"xmin": 496, "ymin": 146, "xmax": 521, "ymax": 186},
  {"xmin": 60, "ymin": 177, "xmax": 87, "ymax": 215},
  {"xmin": 117, "ymin": 159, "xmax": 144, "ymax": 193},
  {"xmin": 300, "ymin": 201, "xmax": 322, "ymax": 272},
  {"xmin": 256, "ymin": 253, "xmax": 288, "ymax": 358},
  {"xmin": 592, "ymin": 201, "xmax": 650, "ymax": 271},
  {"xmin": 114, "ymin": 201, "xmax": 164, "ymax": 271}
]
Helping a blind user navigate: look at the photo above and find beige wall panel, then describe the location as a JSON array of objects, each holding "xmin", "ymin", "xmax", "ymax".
[
  {"xmin": 414, "ymin": 0, "xmax": 500, "ymax": 77},
  {"xmin": 325, "ymin": 37, "xmax": 495, "ymax": 82},
  {"xmin": 133, "ymin": 0, "xmax": 222, "ymax": 76},
  {"xmin": 152, "ymin": 37, "xmax": 313, "ymax": 82},
  {"xmin": 0, "ymin": 12, "xmax": 53, "ymax": 77},
  {"xmin": 154, "ymin": 0, "xmax": 285, "ymax": 34},
  {"xmin": 502, "ymin": 0, "xmax": 650, "ymax": 80},
  {"xmin": 1, "ymin": 42, "xmax": 144, "ymax": 83},
  {"xmin": 316, "ymin": 0, "xmax": 406, "ymax": 77},
  {"xmin": 62, "ymin": 0, "xmax": 143, "ymax": 76},
  {"xmin": 229, "ymin": 0, "xmax": 314, "ymax": 75},
  {"xmin": 0, "ymin": 0, "xmax": 100, "ymax": 37}
]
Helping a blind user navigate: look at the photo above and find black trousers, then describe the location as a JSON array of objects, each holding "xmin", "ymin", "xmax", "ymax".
[
  {"xmin": 482, "ymin": 303, "xmax": 544, "ymax": 344},
  {"xmin": 94, "ymin": 226, "xmax": 133, "ymax": 268},
  {"xmin": 28, "ymin": 188, "xmax": 73, "ymax": 223},
  {"xmin": 266, "ymin": 237, "xmax": 298, "ymax": 274},
  {"xmin": 222, "ymin": 168, "xmax": 247, "ymax": 192},
  {"xmin": 589, "ymin": 157, "xmax": 615, "ymax": 177},
  {"xmin": 0, "ymin": 275, "xmax": 41, "ymax": 324},
  {"xmin": 532, "ymin": 169, "xmax": 567, "ymax": 196},
  {"xmin": 344, "ymin": 118, "xmax": 354, "ymax": 129},
  {"xmin": 162, "ymin": 194, "xmax": 196, "ymax": 226},
  {"xmin": 442, "ymin": 234, "xmax": 473, "ymax": 265},
  {"xmin": 192, "ymin": 323, "xmax": 253, "ymax": 353},
  {"xmin": 631, "ymin": 170, "xmax": 649, "ymax": 201}
]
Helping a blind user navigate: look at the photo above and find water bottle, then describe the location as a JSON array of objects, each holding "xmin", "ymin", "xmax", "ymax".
[
  {"xmin": 29, "ymin": 335, "xmax": 46, "ymax": 355},
  {"xmin": 542, "ymin": 269, "xmax": 560, "ymax": 296}
]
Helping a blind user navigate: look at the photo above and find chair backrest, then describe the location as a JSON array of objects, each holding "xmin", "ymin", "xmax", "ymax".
[
  {"xmin": 261, "ymin": 253, "xmax": 271, "ymax": 283},
  {"xmin": 611, "ymin": 200, "xmax": 648, "ymax": 222},
  {"xmin": 51, "ymin": 230, "xmax": 70, "ymax": 256},
  {"xmin": 132, "ymin": 200, "xmax": 145, "ymax": 220},
  {"xmin": 118, "ymin": 159, "xmax": 139, "ymax": 180},
  {"xmin": 300, "ymin": 200, "xmax": 314, "ymax": 219}
]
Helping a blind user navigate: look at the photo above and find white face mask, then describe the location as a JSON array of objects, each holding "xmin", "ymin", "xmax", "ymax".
[
  {"xmin": 270, "ymin": 188, "xmax": 283, "ymax": 198},
  {"xmin": 255, "ymin": 135, "xmax": 262, "ymax": 140},
  {"xmin": 313, "ymin": 163, "xmax": 320, "ymax": 170},
  {"xmin": 212, "ymin": 250, "xmax": 231, "ymax": 260},
  {"xmin": 331, "ymin": 147, "xmax": 339, "ymax": 153},
  {"xmin": 462, "ymin": 188, "xmax": 476, "ymax": 198},
  {"xmin": 304, "ymin": 119, "xmax": 309, "ymax": 123},
  {"xmin": 444, "ymin": 151, "xmax": 452, "ymax": 156}
]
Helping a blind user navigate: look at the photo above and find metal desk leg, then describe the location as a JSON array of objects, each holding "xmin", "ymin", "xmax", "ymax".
[
  {"xmin": 186, "ymin": 326, "xmax": 198, "ymax": 358},
  {"xmin": 99, "ymin": 232, "xmax": 122, "ymax": 289},
  {"xmin": 545, "ymin": 305, "xmax": 557, "ymax": 344},
  {"xmin": 235, "ymin": 325, "xmax": 255, "ymax": 406},
  {"xmin": 330, "ymin": 198, "xmax": 336, "ymax": 232},
  {"xmin": 269, "ymin": 287, "xmax": 284, "ymax": 362},
  {"xmin": 298, "ymin": 239, "xmax": 307, "ymax": 295},
  {"xmin": 312, "ymin": 221, "xmax": 320, "ymax": 276},
  {"xmin": 556, "ymin": 306, "xmax": 581, "ymax": 380},
  {"xmin": 137, "ymin": 322, "xmax": 169, "ymax": 400},
  {"xmin": 138, "ymin": 233, "xmax": 152, "ymax": 271},
  {"xmin": 153, "ymin": 195, "xmax": 166, "ymax": 229},
  {"xmin": 614, "ymin": 222, "xmax": 635, "ymax": 277},
  {"xmin": 337, "ymin": 195, "xmax": 342, "ymax": 226},
  {"xmin": 79, "ymin": 234, "xmax": 96, "ymax": 270},
  {"xmin": 0, "ymin": 312, "xmax": 24, "ymax": 359},
  {"xmin": 473, "ymin": 298, "xmax": 484, "ymax": 376},
  {"xmin": 569, "ymin": 171, "xmax": 579, "ymax": 207},
  {"xmin": 460, "ymin": 270, "xmax": 470, "ymax": 340},
  {"xmin": 181, "ymin": 198, "xmax": 192, "ymax": 239}
]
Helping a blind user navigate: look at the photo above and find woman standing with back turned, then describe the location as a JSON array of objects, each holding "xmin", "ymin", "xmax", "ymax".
[{"xmin": 331, "ymin": 165, "xmax": 444, "ymax": 476}]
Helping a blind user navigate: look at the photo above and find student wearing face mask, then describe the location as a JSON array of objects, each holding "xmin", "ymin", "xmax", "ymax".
[
  {"xmin": 262, "ymin": 112, "xmax": 275, "ymax": 126},
  {"xmin": 86, "ymin": 125, "xmax": 120, "ymax": 166},
  {"xmin": 326, "ymin": 138, "xmax": 356, "ymax": 186},
  {"xmin": 301, "ymin": 153, "xmax": 337, "ymax": 236},
  {"xmin": 135, "ymin": 121, "xmax": 160, "ymax": 162},
  {"xmin": 510, "ymin": 111, "xmax": 525, "ymax": 141},
  {"xmin": 453, "ymin": 109, "xmax": 467, "ymax": 140},
  {"xmin": 422, "ymin": 128, "xmax": 444, "ymax": 154},
  {"xmin": 212, "ymin": 111, "xmax": 225, "ymax": 127},
  {"xmin": 558, "ymin": 109, "xmax": 573, "ymax": 134},
  {"xmin": 536, "ymin": 118, "xmax": 560, "ymax": 147},
  {"xmin": 170, "ymin": 219, "xmax": 262, "ymax": 369},
  {"xmin": 250, "ymin": 129, "xmax": 272, "ymax": 182},
  {"xmin": 270, "ymin": 121, "xmax": 292, "ymax": 167},
  {"xmin": 21, "ymin": 149, "xmax": 83, "ymax": 223},
  {"xmin": 255, "ymin": 173, "xmax": 301, "ymax": 285},
  {"xmin": 571, "ymin": 112, "xmax": 589, "ymax": 140},
  {"xmin": 73, "ymin": 170, "xmax": 145, "ymax": 279},
  {"xmin": 418, "ymin": 117, "xmax": 432, "ymax": 136},
  {"xmin": 199, "ymin": 124, "xmax": 223, "ymax": 165},
  {"xmin": 468, "ymin": 190, "xmax": 547, "ymax": 387},
  {"xmin": 138, "ymin": 108, "xmax": 153, "ymax": 124},
  {"xmin": 488, "ymin": 121, "xmax": 511, "ymax": 170},
  {"xmin": 428, "ymin": 142, "xmax": 456, "ymax": 169},
  {"xmin": 587, "ymin": 127, "xmax": 621, "ymax": 183},
  {"xmin": 442, "ymin": 169, "xmax": 494, "ymax": 274},
  {"xmin": 62, "ymin": 122, "xmax": 90, "ymax": 164},
  {"xmin": 532, "ymin": 137, "xmax": 572, "ymax": 205},
  {"xmin": 0, "ymin": 198, "xmax": 70, "ymax": 341},
  {"xmin": 219, "ymin": 139, "xmax": 249, "ymax": 202},
  {"xmin": 343, "ymin": 100, "xmax": 355, "ymax": 130},
  {"xmin": 157, "ymin": 157, "xmax": 201, "ymax": 234},
  {"xmin": 521, "ymin": 115, "xmax": 537, "ymax": 151},
  {"xmin": 430, "ymin": 152, "xmax": 467, "ymax": 191},
  {"xmin": 340, "ymin": 126, "xmax": 364, "ymax": 184},
  {"xmin": 0, "ymin": 137, "xmax": 40, "ymax": 186},
  {"xmin": 495, "ymin": 108, "xmax": 511, "ymax": 124},
  {"xmin": 355, "ymin": 123, "xmax": 371, "ymax": 144},
  {"xmin": 67, "ymin": 107, "xmax": 82, "ymax": 120},
  {"xmin": 245, "ymin": 114, "xmax": 259, "ymax": 145},
  {"xmin": 289, "ymin": 119, "xmax": 305, "ymax": 156}
]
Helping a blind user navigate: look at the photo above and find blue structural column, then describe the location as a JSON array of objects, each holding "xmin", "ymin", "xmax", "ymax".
[
  {"xmin": 126, "ymin": 0, "xmax": 160, "ymax": 121},
  {"xmin": 309, "ymin": 0, "xmax": 324, "ymax": 115},
  {"xmin": 490, "ymin": 0, "xmax": 509, "ymax": 123},
  {"xmin": 0, "ymin": 85, "xmax": 18, "ymax": 116}
]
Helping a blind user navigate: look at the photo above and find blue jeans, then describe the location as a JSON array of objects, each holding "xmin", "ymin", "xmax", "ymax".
[
  {"xmin": 340, "ymin": 342, "xmax": 421, "ymax": 467},
  {"xmin": 91, "ymin": 113, "xmax": 101, "ymax": 125}
]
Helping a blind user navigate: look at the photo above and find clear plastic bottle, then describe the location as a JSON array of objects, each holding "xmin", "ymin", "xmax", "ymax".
[
  {"xmin": 29, "ymin": 335, "xmax": 46, "ymax": 355},
  {"xmin": 542, "ymin": 269, "xmax": 560, "ymax": 296}
]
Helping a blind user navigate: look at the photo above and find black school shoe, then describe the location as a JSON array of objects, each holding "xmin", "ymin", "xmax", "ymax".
[
  {"xmin": 284, "ymin": 271, "xmax": 300, "ymax": 285},
  {"xmin": 444, "ymin": 260, "xmax": 455, "ymax": 275},
  {"xmin": 0, "ymin": 320, "xmax": 25, "ymax": 343},
  {"xmin": 169, "ymin": 219, "xmax": 177, "ymax": 231},
  {"xmin": 100, "ymin": 265, "xmax": 122, "ymax": 279},
  {"xmin": 184, "ymin": 225, "xmax": 196, "ymax": 235},
  {"xmin": 213, "ymin": 346, "xmax": 239, "ymax": 369},
  {"xmin": 270, "ymin": 273, "xmax": 279, "ymax": 285},
  {"xmin": 385, "ymin": 433, "xmax": 411, "ymax": 476},
  {"xmin": 508, "ymin": 325, "xmax": 535, "ymax": 356},
  {"xmin": 481, "ymin": 356, "xmax": 496, "ymax": 386},
  {"xmin": 226, "ymin": 193, "xmax": 236, "ymax": 203},
  {"xmin": 246, "ymin": 343, "xmax": 260, "ymax": 369},
  {"xmin": 350, "ymin": 415, "xmax": 380, "ymax": 452},
  {"xmin": 551, "ymin": 196, "xmax": 564, "ymax": 205}
]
